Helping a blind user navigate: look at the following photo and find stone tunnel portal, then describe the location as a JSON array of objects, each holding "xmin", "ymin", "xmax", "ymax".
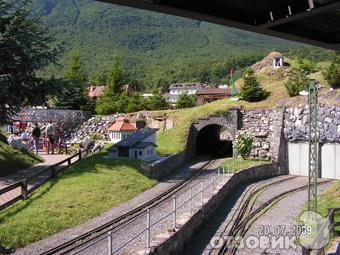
[{"xmin": 196, "ymin": 124, "xmax": 233, "ymax": 158}]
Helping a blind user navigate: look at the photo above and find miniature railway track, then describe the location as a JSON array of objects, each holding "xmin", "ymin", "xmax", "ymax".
[
  {"xmin": 205, "ymin": 176, "xmax": 298, "ymax": 255},
  {"xmin": 40, "ymin": 159, "xmax": 217, "ymax": 255},
  {"xmin": 217, "ymin": 179, "xmax": 332, "ymax": 255}
]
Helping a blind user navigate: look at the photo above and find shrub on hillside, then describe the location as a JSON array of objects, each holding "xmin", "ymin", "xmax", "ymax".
[
  {"xmin": 176, "ymin": 93, "xmax": 197, "ymax": 109},
  {"xmin": 284, "ymin": 71, "xmax": 309, "ymax": 97},
  {"xmin": 323, "ymin": 53, "xmax": 340, "ymax": 88},
  {"xmin": 240, "ymin": 68, "xmax": 270, "ymax": 102},
  {"xmin": 234, "ymin": 131, "xmax": 253, "ymax": 159}
]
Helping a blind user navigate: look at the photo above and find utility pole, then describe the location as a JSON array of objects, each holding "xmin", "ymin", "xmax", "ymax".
[{"xmin": 308, "ymin": 79, "xmax": 318, "ymax": 212}]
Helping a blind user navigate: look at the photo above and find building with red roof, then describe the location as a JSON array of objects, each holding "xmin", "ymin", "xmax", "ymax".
[{"xmin": 108, "ymin": 117, "xmax": 138, "ymax": 143}]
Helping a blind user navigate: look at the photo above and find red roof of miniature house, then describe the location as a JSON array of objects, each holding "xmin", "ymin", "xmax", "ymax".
[{"xmin": 108, "ymin": 117, "xmax": 137, "ymax": 132}]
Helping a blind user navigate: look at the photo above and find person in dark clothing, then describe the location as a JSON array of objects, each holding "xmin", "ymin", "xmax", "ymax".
[{"xmin": 32, "ymin": 123, "xmax": 41, "ymax": 154}]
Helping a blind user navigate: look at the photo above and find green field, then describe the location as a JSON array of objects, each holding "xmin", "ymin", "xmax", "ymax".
[
  {"xmin": 0, "ymin": 149, "xmax": 157, "ymax": 249},
  {"xmin": 0, "ymin": 141, "xmax": 43, "ymax": 177}
]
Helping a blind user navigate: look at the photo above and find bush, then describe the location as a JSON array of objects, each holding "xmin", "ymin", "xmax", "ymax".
[
  {"xmin": 284, "ymin": 71, "xmax": 309, "ymax": 97},
  {"xmin": 240, "ymin": 68, "xmax": 270, "ymax": 102},
  {"xmin": 234, "ymin": 131, "xmax": 253, "ymax": 159},
  {"xmin": 176, "ymin": 93, "xmax": 197, "ymax": 109},
  {"xmin": 323, "ymin": 53, "xmax": 340, "ymax": 88}
]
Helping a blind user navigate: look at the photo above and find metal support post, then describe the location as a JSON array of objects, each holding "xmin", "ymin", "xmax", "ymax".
[
  {"xmin": 201, "ymin": 182, "xmax": 203, "ymax": 205},
  {"xmin": 308, "ymin": 80, "xmax": 318, "ymax": 213},
  {"xmin": 173, "ymin": 196, "xmax": 177, "ymax": 230},
  {"xmin": 189, "ymin": 187, "xmax": 192, "ymax": 214},
  {"xmin": 107, "ymin": 232, "xmax": 112, "ymax": 255},
  {"xmin": 146, "ymin": 209, "xmax": 150, "ymax": 248}
]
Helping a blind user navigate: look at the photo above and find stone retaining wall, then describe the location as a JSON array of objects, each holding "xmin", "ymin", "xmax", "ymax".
[
  {"xmin": 284, "ymin": 105, "xmax": 340, "ymax": 142},
  {"xmin": 142, "ymin": 152, "xmax": 186, "ymax": 179},
  {"xmin": 151, "ymin": 163, "xmax": 281, "ymax": 255},
  {"xmin": 241, "ymin": 109, "xmax": 284, "ymax": 161}
]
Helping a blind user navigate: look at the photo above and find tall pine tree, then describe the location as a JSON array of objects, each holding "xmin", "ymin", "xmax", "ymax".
[
  {"xmin": 240, "ymin": 68, "xmax": 269, "ymax": 102},
  {"xmin": 0, "ymin": 0, "xmax": 58, "ymax": 123}
]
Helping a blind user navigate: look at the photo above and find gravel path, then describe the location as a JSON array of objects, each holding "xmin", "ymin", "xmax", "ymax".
[
  {"xmin": 183, "ymin": 176, "xmax": 332, "ymax": 255},
  {"xmin": 14, "ymin": 156, "xmax": 227, "ymax": 255}
]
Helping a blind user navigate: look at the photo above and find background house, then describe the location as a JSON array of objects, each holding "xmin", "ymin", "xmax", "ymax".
[
  {"xmin": 196, "ymin": 88, "xmax": 231, "ymax": 105},
  {"xmin": 108, "ymin": 117, "xmax": 137, "ymax": 143},
  {"xmin": 108, "ymin": 128, "xmax": 158, "ymax": 161},
  {"xmin": 166, "ymin": 82, "xmax": 205, "ymax": 103},
  {"xmin": 88, "ymin": 85, "xmax": 106, "ymax": 101}
]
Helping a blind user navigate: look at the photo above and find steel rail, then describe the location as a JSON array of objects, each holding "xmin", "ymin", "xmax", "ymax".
[{"xmin": 40, "ymin": 159, "xmax": 217, "ymax": 255}]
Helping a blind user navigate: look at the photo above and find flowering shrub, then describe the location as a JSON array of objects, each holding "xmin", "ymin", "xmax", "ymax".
[{"xmin": 234, "ymin": 131, "xmax": 253, "ymax": 159}]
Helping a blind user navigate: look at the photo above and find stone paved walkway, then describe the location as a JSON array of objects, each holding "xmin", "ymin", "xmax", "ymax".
[{"xmin": 0, "ymin": 152, "xmax": 74, "ymax": 209}]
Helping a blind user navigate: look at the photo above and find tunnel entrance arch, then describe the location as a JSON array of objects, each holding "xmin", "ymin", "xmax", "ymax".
[{"xmin": 185, "ymin": 109, "xmax": 240, "ymax": 161}]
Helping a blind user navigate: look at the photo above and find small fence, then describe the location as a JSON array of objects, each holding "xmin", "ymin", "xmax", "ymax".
[
  {"xmin": 0, "ymin": 150, "xmax": 84, "ymax": 211},
  {"xmin": 71, "ymin": 166, "xmax": 236, "ymax": 255},
  {"xmin": 302, "ymin": 207, "xmax": 340, "ymax": 255}
]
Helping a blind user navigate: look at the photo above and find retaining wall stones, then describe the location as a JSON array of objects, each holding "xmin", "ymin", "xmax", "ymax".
[
  {"xmin": 142, "ymin": 152, "xmax": 186, "ymax": 179},
  {"xmin": 151, "ymin": 163, "xmax": 281, "ymax": 255},
  {"xmin": 241, "ymin": 108, "xmax": 284, "ymax": 161},
  {"xmin": 284, "ymin": 105, "xmax": 340, "ymax": 142}
]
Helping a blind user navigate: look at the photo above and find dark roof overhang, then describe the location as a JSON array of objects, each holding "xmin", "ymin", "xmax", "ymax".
[{"xmin": 97, "ymin": 0, "xmax": 340, "ymax": 51}]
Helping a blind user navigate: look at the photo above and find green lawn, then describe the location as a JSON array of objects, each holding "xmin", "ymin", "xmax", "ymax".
[
  {"xmin": 220, "ymin": 157, "xmax": 270, "ymax": 173},
  {"xmin": 0, "ymin": 141, "xmax": 43, "ymax": 177},
  {"xmin": 0, "ymin": 149, "xmax": 157, "ymax": 250}
]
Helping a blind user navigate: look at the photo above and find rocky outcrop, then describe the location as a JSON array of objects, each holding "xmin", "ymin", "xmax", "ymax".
[
  {"xmin": 65, "ymin": 116, "xmax": 115, "ymax": 144},
  {"xmin": 284, "ymin": 105, "xmax": 340, "ymax": 142}
]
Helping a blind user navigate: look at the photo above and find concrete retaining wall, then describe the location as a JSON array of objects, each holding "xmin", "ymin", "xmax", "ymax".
[
  {"xmin": 151, "ymin": 163, "xmax": 281, "ymax": 254},
  {"xmin": 142, "ymin": 152, "xmax": 186, "ymax": 179}
]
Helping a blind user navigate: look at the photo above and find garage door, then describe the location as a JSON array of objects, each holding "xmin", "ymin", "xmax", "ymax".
[
  {"xmin": 288, "ymin": 142, "xmax": 309, "ymax": 176},
  {"xmin": 321, "ymin": 143, "xmax": 340, "ymax": 179}
]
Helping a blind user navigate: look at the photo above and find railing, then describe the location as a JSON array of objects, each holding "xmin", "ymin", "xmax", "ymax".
[
  {"xmin": 0, "ymin": 150, "xmax": 84, "ymax": 211},
  {"xmin": 302, "ymin": 207, "xmax": 340, "ymax": 255},
  {"xmin": 71, "ymin": 166, "xmax": 236, "ymax": 255}
]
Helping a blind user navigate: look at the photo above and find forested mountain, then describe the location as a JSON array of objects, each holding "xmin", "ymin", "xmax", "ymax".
[{"xmin": 28, "ymin": 0, "xmax": 330, "ymax": 89}]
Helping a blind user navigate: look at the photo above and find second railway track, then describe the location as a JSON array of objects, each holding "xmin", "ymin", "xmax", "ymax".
[{"xmin": 41, "ymin": 159, "xmax": 219, "ymax": 255}]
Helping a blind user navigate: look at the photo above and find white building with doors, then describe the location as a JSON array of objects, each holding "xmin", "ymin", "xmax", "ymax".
[
  {"xmin": 108, "ymin": 117, "xmax": 137, "ymax": 143},
  {"xmin": 167, "ymin": 83, "xmax": 205, "ymax": 103},
  {"xmin": 108, "ymin": 128, "xmax": 158, "ymax": 161}
]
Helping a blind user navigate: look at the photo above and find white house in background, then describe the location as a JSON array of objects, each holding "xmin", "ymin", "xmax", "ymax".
[
  {"xmin": 167, "ymin": 83, "xmax": 204, "ymax": 103},
  {"xmin": 273, "ymin": 54, "xmax": 284, "ymax": 68},
  {"xmin": 108, "ymin": 117, "xmax": 137, "ymax": 143},
  {"xmin": 108, "ymin": 128, "xmax": 158, "ymax": 161}
]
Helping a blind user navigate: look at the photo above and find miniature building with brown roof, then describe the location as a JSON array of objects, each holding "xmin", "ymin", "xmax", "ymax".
[
  {"xmin": 108, "ymin": 117, "xmax": 137, "ymax": 143},
  {"xmin": 196, "ymin": 88, "xmax": 231, "ymax": 105},
  {"xmin": 88, "ymin": 86, "xmax": 106, "ymax": 100}
]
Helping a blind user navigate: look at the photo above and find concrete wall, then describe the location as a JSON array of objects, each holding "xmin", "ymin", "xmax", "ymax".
[
  {"xmin": 151, "ymin": 163, "xmax": 281, "ymax": 255},
  {"xmin": 142, "ymin": 152, "xmax": 186, "ymax": 179}
]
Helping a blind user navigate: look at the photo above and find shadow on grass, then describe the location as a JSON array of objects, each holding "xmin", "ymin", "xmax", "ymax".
[{"xmin": 0, "ymin": 179, "xmax": 58, "ymax": 223}]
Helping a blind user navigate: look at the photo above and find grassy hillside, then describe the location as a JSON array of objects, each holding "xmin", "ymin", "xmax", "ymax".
[
  {"xmin": 156, "ymin": 59, "xmax": 337, "ymax": 155},
  {"xmin": 0, "ymin": 141, "xmax": 42, "ymax": 177},
  {"xmin": 0, "ymin": 149, "xmax": 157, "ymax": 249}
]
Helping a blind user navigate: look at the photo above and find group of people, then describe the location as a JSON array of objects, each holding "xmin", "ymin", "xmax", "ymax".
[{"xmin": 16, "ymin": 122, "xmax": 62, "ymax": 155}]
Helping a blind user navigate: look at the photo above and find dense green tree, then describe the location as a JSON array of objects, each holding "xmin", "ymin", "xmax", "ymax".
[
  {"xmin": 176, "ymin": 93, "xmax": 197, "ymax": 109},
  {"xmin": 323, "ymin": 52, "xmax": 340, "ymax": 88},
  {"xmin": 64, "ymin": 49, "xmax": 86, "ymax": 88},
  {"xmin": 106, "ymin": 54, "xmax": 123, "ymax": 94},
  {"xmin": 145, "ymin": 89, "xmax": 169, "ymax": 110},
  {"xmin": 126, "ymin": 93, "xmax": 145, "ymax": 113},
  {"xmin": 284, "ymin": 71, "xmax": 309, "ymax": 97},
  {"xmin": 240, "ymin": 68, "xmax": 270, "ymax": 102},
  {"xmin": 292, "ymin": 58, "xmax": 317, "ymax": 75},
  {"xmin": 0, "ymin": 0, "xmax": 58, "ymax": 123},
  {"xmin": 63, "ymin": 48, "xmax": 92, "ymax": 110}
]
